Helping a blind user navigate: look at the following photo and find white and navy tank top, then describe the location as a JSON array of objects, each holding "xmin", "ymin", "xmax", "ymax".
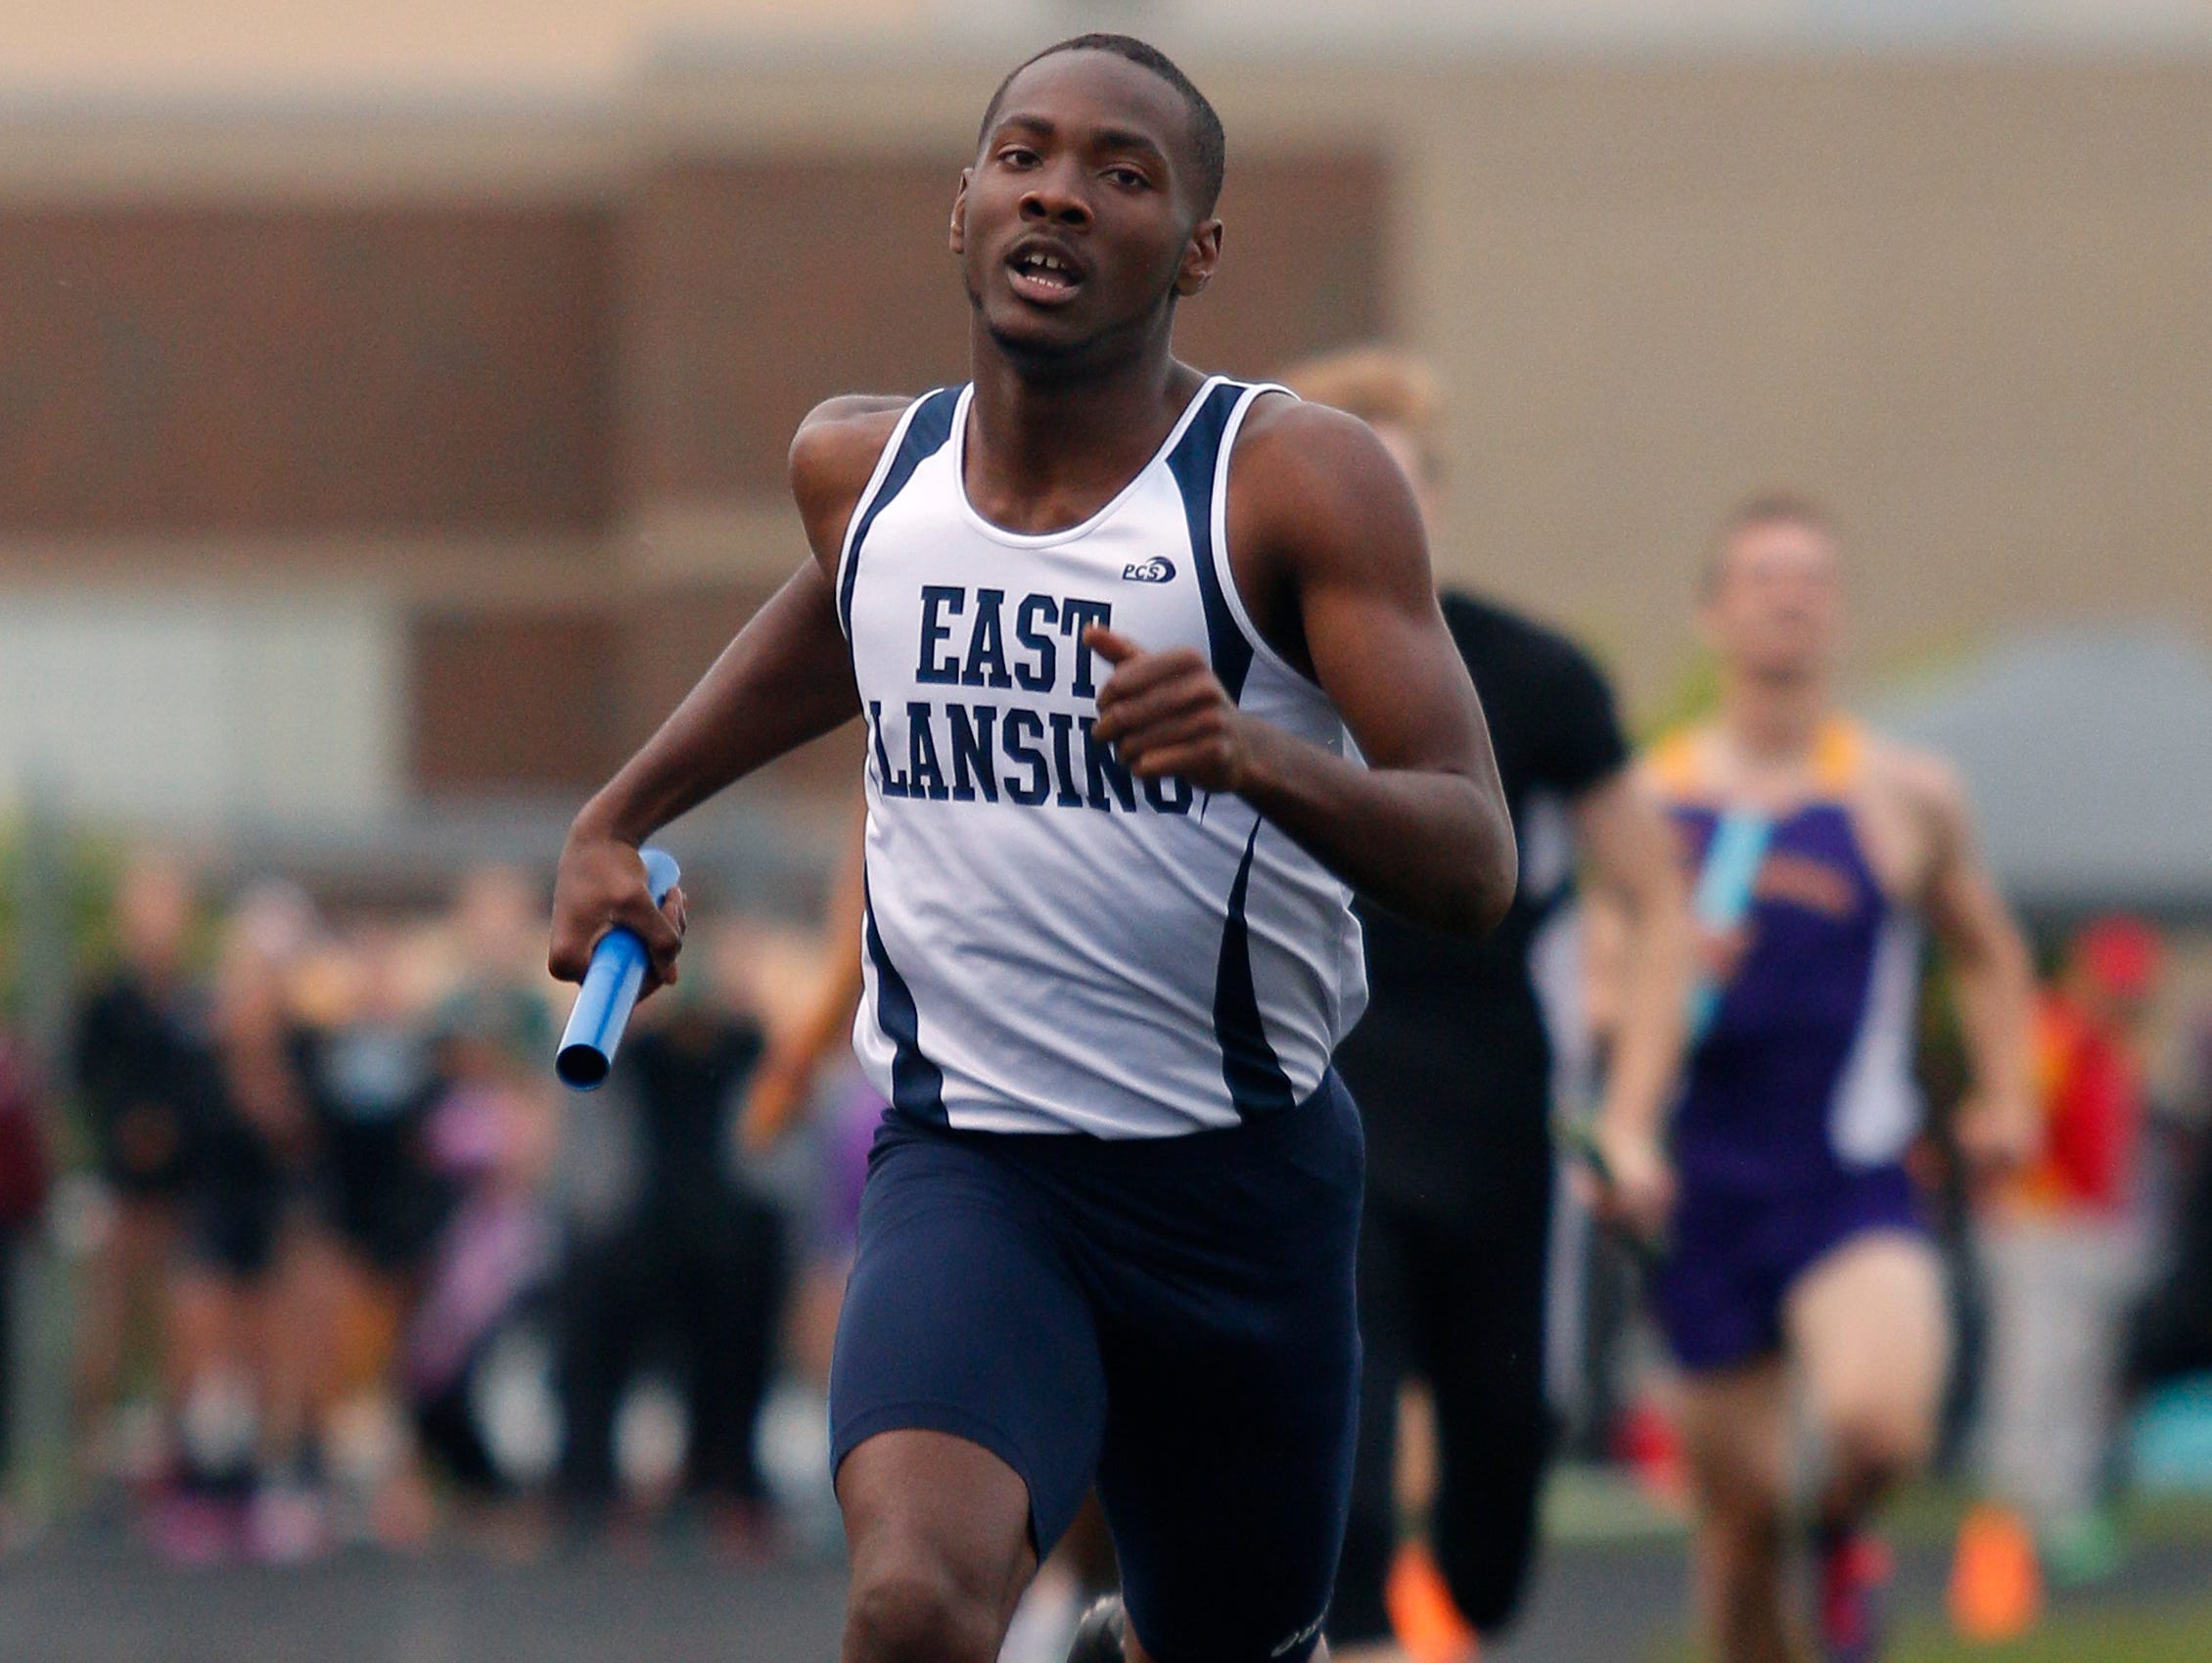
[{"xmin": 837, "ymin": 375, "xmax": 1368, "ymax": 1138}]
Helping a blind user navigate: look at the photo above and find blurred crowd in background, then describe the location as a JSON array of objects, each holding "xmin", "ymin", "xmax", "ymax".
[
  {"xmin": 1, "ymin": 837, "xmax": 2210, "ymax": 1595},
  {"xmin": 0, "ymin": 847, "xmax": 871, "ymax": 1568}
]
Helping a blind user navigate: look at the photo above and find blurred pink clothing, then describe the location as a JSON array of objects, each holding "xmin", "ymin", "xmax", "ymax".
[{"xmin": 403, "ymin": 1084, "xmax": 552, "ymax": 1397}]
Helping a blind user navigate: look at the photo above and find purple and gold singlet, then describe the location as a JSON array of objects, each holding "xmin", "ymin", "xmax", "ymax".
[{"xmin": 1648, "ymin": 720, "xmax": 1928, "ymax": 1368}]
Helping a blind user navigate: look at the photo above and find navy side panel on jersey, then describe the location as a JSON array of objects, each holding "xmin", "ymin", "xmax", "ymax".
[
  {"xmin": 837, "ymin": 388, "xmax": 960, "ymax": 638},
  {"xmin": 1166, "ymin": 382, "xmax": 1255, "ymax": 704}
]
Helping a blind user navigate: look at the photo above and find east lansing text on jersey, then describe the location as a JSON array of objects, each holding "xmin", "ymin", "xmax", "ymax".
[{"xmin": 868, "ymin": 581, "xmax": 1196, "ymax": 816}]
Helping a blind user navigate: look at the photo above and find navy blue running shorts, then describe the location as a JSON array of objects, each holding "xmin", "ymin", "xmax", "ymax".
[{"xmin": 830, "ymin": 1073, "xmax": 1365, "ymax": 1663}]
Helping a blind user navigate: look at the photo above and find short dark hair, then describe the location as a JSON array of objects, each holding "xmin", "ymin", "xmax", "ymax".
[
  {"xmin": 1704, "ymin": 489, "xmax": 1838, "ymax": 592},
  {"xmin": 977, "ymin": 34, "xmax": 1226, "ymax": 218}
]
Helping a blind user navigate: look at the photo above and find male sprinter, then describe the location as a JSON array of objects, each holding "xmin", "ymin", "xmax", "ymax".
[
  {"xmin": 547, "ymin": 35, "xmax": 1515, "ymax": 1663},
  {"xmin": 1640, "ymin": 495, "xmax": 2033, "ymax": 1663},
  {"xmin": 1278, "ymin": 348, "xmax": 1692, "ymax": 1659}
]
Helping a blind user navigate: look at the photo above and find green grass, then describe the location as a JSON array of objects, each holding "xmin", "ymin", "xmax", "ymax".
[
  {"xmin": 1652, "ymin": 1598, "xmax": 2212, "ymax": 1662},
  {"xmin": 1541, "ymin": 1461, "xmax": 1689, "ymax": 1544},
  {"xmin": 1624, "ymin": 1479, "xmax": 2212, "ymax": 1663},
  {"xmin": 1884, "ymin": 1600, "xmax": 2212, "ymax": 1662},
  {"xmin": 1542, "ymin": 1462, "xmax": 2212, "ymax": 1552},
  {"xmin": 1879, "ymin": 1484, "xmax": 2212, "ymax": 1552}
]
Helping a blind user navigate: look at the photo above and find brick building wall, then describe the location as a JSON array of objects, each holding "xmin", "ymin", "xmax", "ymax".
[
  {"xmin": 0, "ymin": 131, "xmax": 1391, "ymax": 808},
  {"xmin": 0, "ymin": 206, "xmax": 615, "ymax": 534}
]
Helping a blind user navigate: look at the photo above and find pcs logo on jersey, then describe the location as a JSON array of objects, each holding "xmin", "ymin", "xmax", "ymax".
[{"xmin": 1121, "ymin": 556, "xmax": 1175, "ymax": 583}]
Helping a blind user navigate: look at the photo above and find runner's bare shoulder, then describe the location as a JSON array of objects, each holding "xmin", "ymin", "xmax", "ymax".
[
  {"xmin": 790, "ymin": 395, "xmax": 916, "ymax": 569},
  {"xmin": 1863, "ymin": 731, "xmax": 1970, "ymax": 830}
]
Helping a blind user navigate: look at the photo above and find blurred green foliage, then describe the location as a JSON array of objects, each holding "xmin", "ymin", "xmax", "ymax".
[{"xmin": 0, "ymin": 820, "xmax": 131, "ymax": 1024}]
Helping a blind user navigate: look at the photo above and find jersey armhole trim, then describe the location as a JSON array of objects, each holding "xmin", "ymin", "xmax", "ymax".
[
  {"xmin": 1646, "ymin": 725, "xmax": 1711, "ymax": 801},
  {"xmin": 1811, "ymin": 717, "xmax": 1868, "ymax": 794},
  {"xmin": 833, "ymin": 393, "xmax": 933, "ymax": 641},
  {"xmin": 1208, "ymin": 383, "xmax": 1325, "ymax": 691}
]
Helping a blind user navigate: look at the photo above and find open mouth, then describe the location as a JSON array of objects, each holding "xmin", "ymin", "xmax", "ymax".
[{"xmin": 1006, "ymin": 247, "xmax": 1084, "ymax": 305}]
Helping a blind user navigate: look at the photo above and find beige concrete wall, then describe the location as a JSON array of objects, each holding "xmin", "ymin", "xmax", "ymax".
[
  {"xmin": 1394, "ymin": 59, "xmax": 2212, "ymax": 707},
  {"xmin": 1, "ymin": 1, "xmax": 924, "ymax": 98}
]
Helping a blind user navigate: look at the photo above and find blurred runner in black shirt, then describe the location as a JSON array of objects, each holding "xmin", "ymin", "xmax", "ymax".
[{"xmin": 1281, "ymin": 349, "xmax": 1693, "ymax": 1658}]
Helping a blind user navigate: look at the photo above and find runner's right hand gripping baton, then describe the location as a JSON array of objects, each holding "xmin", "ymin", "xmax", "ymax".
[
  {"xmin": 1552, "ymin": 1114, "xmax": 1666, "ymax": 1270},
  {"xmin": 555, "ymin": 848, "xmax": 681, "ymax": 1091}
]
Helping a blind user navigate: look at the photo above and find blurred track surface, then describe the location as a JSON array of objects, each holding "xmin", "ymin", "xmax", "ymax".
[{"xmin": 2, "ymin": 1531, "xmax": 2209, "ymax": 1662}]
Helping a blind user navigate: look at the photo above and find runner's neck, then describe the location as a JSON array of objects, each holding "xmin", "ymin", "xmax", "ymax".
[{"xmin": 1716, "ymin": 677, "xmax": 1834, "ymax": 780}]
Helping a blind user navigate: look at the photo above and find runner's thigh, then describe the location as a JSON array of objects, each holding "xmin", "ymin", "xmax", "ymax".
[
  {"xmin": 1091, "ymin": 1081, "xmax": 1364, "ymax": 1663},
  {"xmin": 1785, "ymin": 1229, "xmax": 1948, "ymax": 1456},
  {"xmin": 831, "ymin": 1121, "xmax": 1109, "ymax": 1560}
]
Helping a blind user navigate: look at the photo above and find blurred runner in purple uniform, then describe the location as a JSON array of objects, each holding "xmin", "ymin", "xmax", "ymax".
[{"xmin": 1636, "ymin": 494, "xmax": 2035, "ymax": 1663}]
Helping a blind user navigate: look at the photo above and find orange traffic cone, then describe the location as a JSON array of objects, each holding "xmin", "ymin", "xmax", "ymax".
[
  {"xmin": 1948, "ymin": 1503, "xmax": 2043, "ymax": 1643},
  {"xmin": 1385, "ymin": 1541, "xmax": 1482, "ymax": 1663}
]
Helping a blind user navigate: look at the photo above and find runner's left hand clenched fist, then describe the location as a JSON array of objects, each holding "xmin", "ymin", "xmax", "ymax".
[{"xmin": 1086, "ymin": 624, "xmax": 1253, "ymax": 795}]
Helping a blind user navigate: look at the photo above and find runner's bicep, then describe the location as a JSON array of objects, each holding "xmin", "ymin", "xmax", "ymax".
[
  {"xmin": 1912, "ymin": 773, "xmax": 2024, "ymax": 988},
  {"xmin": 1301, "ymin": 568, "xmax": 1489, "ymax": 779},
  {"xmin": 1253, "ymin": 408, "xmax": 1490, "ymax": 780}
]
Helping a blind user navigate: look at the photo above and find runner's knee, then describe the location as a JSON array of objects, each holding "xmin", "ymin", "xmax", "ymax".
[
  {"xmin": 1824, "ymin": 1398, "xmax": 1934, "ymax": 1488},
  {"xmin": 843, "ymin": 1554, "xmax": 1005, "ymax": 1663},
  {"xmin": 1695, "ymin": 1448, "xmax": 1790, "ymax": 1547}
]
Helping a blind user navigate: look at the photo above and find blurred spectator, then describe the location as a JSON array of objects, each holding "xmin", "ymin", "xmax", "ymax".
[
  {"xmin": 739, "ymin": 813, "xmax": 876, "ymax": 1389},
  {"xmin": 316, "ymin": 921, "xmax": 443, "ymax": 1284},
  {"xmin": 159, "ymin": 898, "xmax": 337, "ymax": 1564},
  {"xmin": 556, "ymin": 928, "xmax": 787, "ymax": 1553},
  {"xmin": 396, "ymin": 863, "xmax": 560, "ymax": 1509},
  {"xmin": 452, "ymin": 864, "xmax": 558, "ymax": 1050},
  {"xmin": 2128, "ymin": 1147, "xmax": 2212, "ymax": 1401},
  {"xmin": 1978, "ymin": 915, "xmax": 2163, "ymax": 1574},
  {"xmin": 2126, "ymin": 1001, "xmax": 2212, "ymax": 1402},
  {"xmin": 315, "ymin": 923, "xmax": 447, "ymax": 1307},
  {"xmin": 307, "ymin": 920, "xmax": 449, "ymax": 1549},
  {"xmin": 0, "ymin": 1020, "xmax": 53, "ymax": 1547},
  {"xmin": 68, "ymin": 852, "xmax": 200, "ymax": 1483},
  {"xmin": 399, "ymin": 991, "xmax": 558, "ymax": 1531}
]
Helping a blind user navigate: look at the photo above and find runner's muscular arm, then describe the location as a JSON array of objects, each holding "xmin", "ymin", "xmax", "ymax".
[
  {"xmin": 547, "ymin": 398, "xmax": 904, "ymax": 988},
  {"xmin": 1089, "ymin": 399, "xmax": 1515, "ymax": 937},
  {"xmin": 1578, "ymin": 768, "xmax": 1694, "ymax": 1233},
  {"xmin": 1901, "ymin": 750, "xmax": 2038, "ymax": 1174}
]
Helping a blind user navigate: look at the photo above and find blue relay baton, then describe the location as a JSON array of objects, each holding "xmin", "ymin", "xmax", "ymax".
[
  {"xmin": 1684, "ymin": 808, "xmax": 1774, "ymax": 1042},
  {"xmin": 555, "ymin": 848, "xmax": 681, "ymax": 1091}
]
